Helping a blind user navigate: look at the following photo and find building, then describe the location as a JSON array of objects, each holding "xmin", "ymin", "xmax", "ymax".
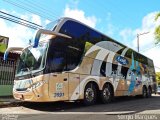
[{"xmin": 0, "ymin": 35, "xmax": 20, "ymax": 96}]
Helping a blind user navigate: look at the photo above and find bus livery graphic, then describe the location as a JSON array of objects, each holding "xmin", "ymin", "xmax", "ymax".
[{"xmin": 4, "ymin": 18, "xmax": 156, "ymax": 105}]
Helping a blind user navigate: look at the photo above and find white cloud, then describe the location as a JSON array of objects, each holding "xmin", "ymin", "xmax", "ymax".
[
  {"xmin": 119, "ymin": 11, "xmax": 160, "ymax": 72},
  {"xmin": 68, "ymin": 0, "xmax": 79, "ymax": 9},
  {"xmin": 105, "ymin": 23, "xmax": 116, "ymax": 36},
  {"xmin": 31, "ymin": 14, "xmax": 41, "ymax": 25},
  {"xmin": 101, "ymin": 13, "xmax": 119, "ymax": 39},
  {"xmin": 45, "ymin": 19, "xmax": 51, "ymax": 25},
  {"xmin": 0, "ymin": 10, "xmax": 45, "ymax": 48},
  {"xmin": 132, "ymin": 12, "xmax": 160, "ymax": 72},
  {"xmin": 63, "ymin": 5, "xmax": 97, "ymax": 28},
  {"xmin": 0, "ymin": 18, "xmax": 34, "ymax": 47},
  {"xmin": 132, "ymin": 12, "xmax": 160, "ymax": 49},
  {"xmin": 20, "ymin": 14, "xmax": 30, "ymax": 21},
  {"xmin": 119, "ymin": 28, "xmax": 133, "ymax": 44}
]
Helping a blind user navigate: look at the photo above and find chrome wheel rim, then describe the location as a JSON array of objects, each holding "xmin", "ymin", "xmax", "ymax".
[
  {"xmin": 85, "ymin": 88, "xmax": 94, "ymax": 102},
  {"xmin": 143, "ymin": 89, "xmax": 147, "ymax": 97},
  {"xmin": 103, "ymin": 88, "xmax": 110, "ymax": 100}
]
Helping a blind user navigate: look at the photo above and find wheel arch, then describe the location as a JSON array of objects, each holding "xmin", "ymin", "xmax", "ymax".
[
  {"xmin": 84, "ymin": 80, "xmax": 100, "ymax": 91},
  {"xmin": 143, "ymin": 85, "xmax": 148, "ymax": 91}
]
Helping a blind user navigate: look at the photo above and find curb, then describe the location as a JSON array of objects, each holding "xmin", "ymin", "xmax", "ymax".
[
  {"xmin": 0, "ymin": 96, "xmax": 21, "ymax": 108},
  {"xmin": 0, "ymin": 101, "xmax": 22, "ymax": 108}
]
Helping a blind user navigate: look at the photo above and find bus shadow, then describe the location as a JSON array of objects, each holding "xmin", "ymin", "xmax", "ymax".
[{"xmin": 14, "ymin": 95, "xmax": 160, "ymax": 114}]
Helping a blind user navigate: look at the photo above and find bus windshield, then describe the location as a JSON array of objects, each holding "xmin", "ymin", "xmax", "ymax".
[{"xmin": 16, "ymin": 42, "xmax": 48, "ymax": 76}]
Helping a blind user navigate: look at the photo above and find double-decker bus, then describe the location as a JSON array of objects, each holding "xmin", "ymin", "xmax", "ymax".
[{"xmin": 4, "ymin": 17, "xmax": 156, "ymax": 105}]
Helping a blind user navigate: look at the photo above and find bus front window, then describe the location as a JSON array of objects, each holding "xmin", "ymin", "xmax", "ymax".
[{"xmin": 16, "ymin": 42, "xmax": 48, "ymax": 76}]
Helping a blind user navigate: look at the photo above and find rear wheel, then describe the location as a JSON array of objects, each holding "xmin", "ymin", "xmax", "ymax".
[
  {"xmin": 142, "ymin": 86, "xmax": 148, "ymax": 98},
  {"xmin": 147, "ymin": 87, "xmax": 152, "ymax": 98},
  {"xmin": 100, "ymin": 84, "xmax": 113, "ymax": 104},
  {"xmin": 83, "ymin": 83, "xmax": 97, "ymax": 105}
]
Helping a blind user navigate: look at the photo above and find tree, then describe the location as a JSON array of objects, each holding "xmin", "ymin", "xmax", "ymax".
[
  {"xmin": 155, "ymin": 12, "xmax": 160, "ymax": 44},
  {"xmin": 156, "ymin": 72, "xmax": 160, "ymax": 85}
]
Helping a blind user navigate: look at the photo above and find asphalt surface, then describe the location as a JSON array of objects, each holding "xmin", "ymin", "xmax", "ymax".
[{"xmin": 0, "ymin": 94, "xmax": 160, "ymax": 120}]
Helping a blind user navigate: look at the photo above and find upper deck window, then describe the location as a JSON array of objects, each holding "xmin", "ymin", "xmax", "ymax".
[
  {"xmin": 59, "ymin": 20, "xmax": 87, "ymax": 38},
  {"xmin": 44, "ymin": 19, "xmax": 61, "ymax": 31}
]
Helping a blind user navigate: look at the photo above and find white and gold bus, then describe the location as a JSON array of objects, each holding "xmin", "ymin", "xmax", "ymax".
[{"xmin": 4, "ymin": 17, "xmax": 156, "ymax": 105}]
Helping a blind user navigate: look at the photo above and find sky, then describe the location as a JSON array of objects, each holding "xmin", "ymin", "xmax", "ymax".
[{"xmin": 0, "ymin": 0, "xmax": 160, "ymax": 71}]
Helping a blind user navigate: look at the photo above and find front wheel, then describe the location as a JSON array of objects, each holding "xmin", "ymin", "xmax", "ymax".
[
  {"xmin": 100, "ymin": 84, "xmax": 113, "ymax": 104},
  {"xmin": 83, "ymin": 83, "xmax": 97, "ymax": 105}
]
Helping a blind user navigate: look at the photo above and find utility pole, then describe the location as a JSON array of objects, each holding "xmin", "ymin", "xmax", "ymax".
[{"xmin": 137, "ymin": 32, "xmax": 149, "ymax": 52}]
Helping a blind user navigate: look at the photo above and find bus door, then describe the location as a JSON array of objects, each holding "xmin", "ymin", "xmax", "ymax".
[
  {"xmin": 49, "ymin": 72, "xmax": 69, "ymax": 101},
  {"xmin": 47, "ymin": 49, "xmax": 69, "ymax": 101}
]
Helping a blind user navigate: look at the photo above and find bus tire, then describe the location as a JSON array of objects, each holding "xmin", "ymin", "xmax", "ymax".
[
  {"xmin": 142, "ymin": 86, "xmax": 148, "ymax": 98},
  {"xmin": 83, "ymin": 83, "xmax": 97, "ymax": 106},
  {"xmin": 100, "ymin": 84, "xmax": 113, "ymax": 104},
  {"xmin": 147, "ymin": 87, "xmax": 152, "ymax": 98}
]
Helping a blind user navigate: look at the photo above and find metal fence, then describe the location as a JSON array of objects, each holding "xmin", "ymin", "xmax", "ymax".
[{"xmin": 0, "ymin": 57, "xmax": 17, "ymax": 85}]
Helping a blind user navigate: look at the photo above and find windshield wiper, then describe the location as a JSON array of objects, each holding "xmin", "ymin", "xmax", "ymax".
[
  {"xmin": 20, "ymin": 57, "xmax": 31, "ymax": 71},
  {"xmin": 21, "ymin": 67, "xmax": 30, "ymax": 72}
]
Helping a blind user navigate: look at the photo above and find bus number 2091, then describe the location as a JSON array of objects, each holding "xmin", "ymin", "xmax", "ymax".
[{"xmin": 54, "ymin": 92, "xmax": 64, "ymax": 97}]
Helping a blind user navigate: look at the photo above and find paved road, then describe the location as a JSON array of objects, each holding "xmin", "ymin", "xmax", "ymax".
[{"xmin": 0, "ymin": 94, "xmax": 160, "ymax": 120}]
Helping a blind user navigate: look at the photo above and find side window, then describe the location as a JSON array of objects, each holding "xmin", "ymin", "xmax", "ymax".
[
  {"xmin": 88, "ymin": 28, "xmax": 102, "ymax": 44},
  {"xmin": 66, "ymin": 46, "xmax": 82, "ymax": 71},
  {"xmin": 125, "ymin": 49, "xmax": 132, "ymax": 59},
  {"xmin": 117, "ymin": 48, "xmax": 125, "ymax": 55},
  {"xmin": 60, "ymin": 21, "xmax": 87, "ymax": 38},
  {"xmin": 100, "ymin": 61, "xmax": 106, "ymax": 77},
  {"xmin": 121, "ymin": 66, "xmax": 129, "ymax": 79},
  {"xmin": 148, "ymin": 59, "xmax": 154, "ymax": 67},
  {"xmin": 47, "ymin": 37, "xmax": 68, "ymax": 72},
  {"xmin": 112, "ymin": 64, "xmax": 118, "ymax": 75},
  {"xmin": 48, "ymin": 50, "xmax": 67, "ymax": 72}
]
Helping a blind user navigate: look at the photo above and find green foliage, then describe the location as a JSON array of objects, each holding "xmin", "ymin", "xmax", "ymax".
[
  {"xmin": 84, "ymin": 42, "xmax": 93, "ymax": 54},
  {"xmin": 155, "ymin": 26, "xmax": 160, "ymax": 44},
  {"xmin": 156, "ymin": 72, "xmax": 160, "ymax": 85},
  {"xmin": 155, "ymin": 12, "xmax": 160, "ymax": 21},
  {"xmin": 0, "ymin": 43, "xmax": 7, "ymax": 53},
  {"xmin": 155, "ymin": 12, "xmax": 160, "ymax": 44}
]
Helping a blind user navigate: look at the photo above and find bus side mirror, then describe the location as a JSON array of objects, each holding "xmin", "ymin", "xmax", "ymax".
[{"xmin": 3, "ymin": 50, "xmax": 9, "ymax": 61}]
